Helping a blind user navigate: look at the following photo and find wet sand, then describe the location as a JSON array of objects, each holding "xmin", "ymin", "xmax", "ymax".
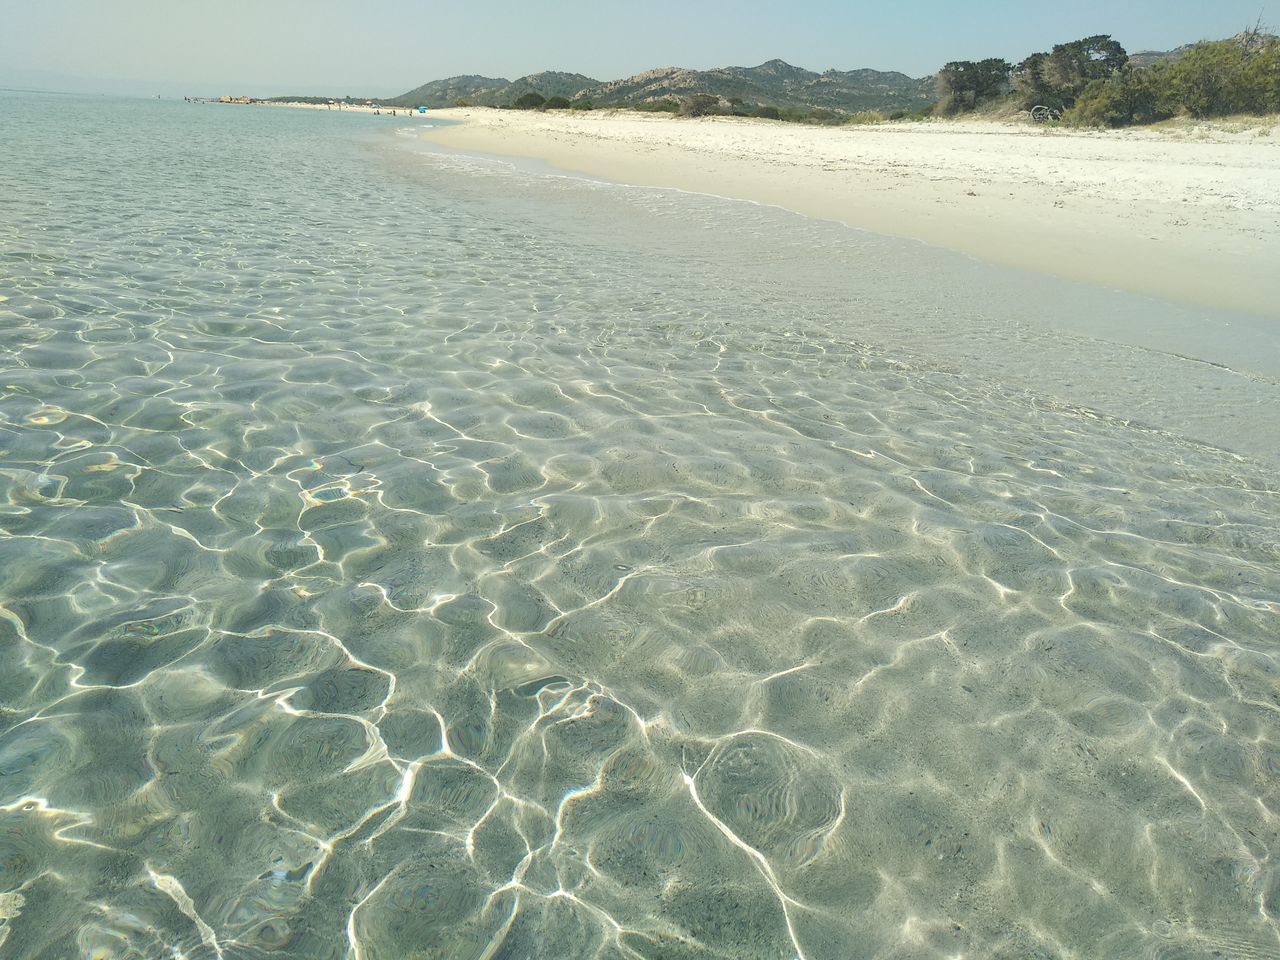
[{"xmin": 419, "ymin": 108, "xmax": 1280, "ymax": 318}]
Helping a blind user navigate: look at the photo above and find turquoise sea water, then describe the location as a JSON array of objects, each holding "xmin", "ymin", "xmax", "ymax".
[{"xmin": 1, "ymin": 92, "xmax": 1278, "ymax": 959}]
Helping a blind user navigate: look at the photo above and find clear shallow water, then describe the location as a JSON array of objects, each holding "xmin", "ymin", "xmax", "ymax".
[{"xmin": 1, "ymin": 93, "xmax": 1278, "ymax": 960}]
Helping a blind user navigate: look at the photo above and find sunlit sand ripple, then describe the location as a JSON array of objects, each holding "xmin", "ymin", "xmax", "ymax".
[{"xmin": 0, "ymin": 95, "xmax": 1277, "ymax": 960}]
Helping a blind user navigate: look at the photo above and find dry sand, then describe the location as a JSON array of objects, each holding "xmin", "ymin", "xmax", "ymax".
[{"xmin": 418, "ymin": 108, "xmax": 1280, "ymax": 317}]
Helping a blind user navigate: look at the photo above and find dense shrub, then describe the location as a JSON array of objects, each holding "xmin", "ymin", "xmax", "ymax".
[
  {"xmin": 570, "ymin": 100, "xmax": 594, "ymax": 111},
  {"xmin": 512, "ymin": 92, "xmax": 546, "ymax": 110},
  {"xmin": 938, "ymin": 29, "xmax": 1278, "ymax": 127},
  {"xmin": 543, "ymin": 96, "xmax": 571, "ymax": 109},
  {"xmin": 681, "ymin": 94, "xmax": 721, "ymax": 117},
  {"xmin": 777, "ymin": 106, "xmax": 814, "ymax": 123},
  {"xmin": 752, "ymin": 105, "xmax": 781, "ymax": 120},
  {"xmin": 1065, "ymin": 69, "xmax": 1170, "ymax": 126},
  {"xmin": 1162, "ymin": 37, "xmax": 1280, "ymax": 116},
  {"xmin": 635, "ymin": 99, "xmax": 680, "ymax": 113},
  {"xmin": 1066, "ymin": 35, "xmax": 1280, "ymax": 124},
  {"xmin": 806, "ymin": 107, "xmax": 843, "ymax": 124},
  {"xmin": 1243, "ymin": 39, "xmax": 1280, "ymax": 110}
]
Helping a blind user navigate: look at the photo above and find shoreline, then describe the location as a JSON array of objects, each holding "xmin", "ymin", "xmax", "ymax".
[
  {"xmin": 416, "ymin": 108, "xmax": 1280, "ymax": 318},
  {"xmin": 256, "ymin": 100, "xmax": 414, "ymax": 116}
]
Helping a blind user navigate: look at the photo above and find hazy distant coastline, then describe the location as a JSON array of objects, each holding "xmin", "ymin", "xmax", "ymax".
[{"xmin": 235, "ymin": 28, "xmax": 1280, "ymax": 131}]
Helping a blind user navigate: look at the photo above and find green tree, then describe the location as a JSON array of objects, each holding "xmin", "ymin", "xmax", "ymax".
[
  {"xmin": 544, "ymin": 96, "xmax": 571, "ymax": 109},
  {"xmin": 1047, "ymin": 36, "xmax": 1128, "ymax": 93},
  {"xmin": 512, "ymin": 92, "xmax": 546, "ymax": 110},
  {"xmin": 1013, "ymin": 52, "xmax": 1053, "ymax": 107},
  {"xmin": 935, "ymin": 58, "xmax": 1011, "ymax": 114}
]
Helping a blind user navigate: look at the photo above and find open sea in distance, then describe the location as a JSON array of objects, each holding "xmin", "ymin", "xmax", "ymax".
[{"xmin": 1, "ymin": 91, "xmax": 1278, "ymax": 960}]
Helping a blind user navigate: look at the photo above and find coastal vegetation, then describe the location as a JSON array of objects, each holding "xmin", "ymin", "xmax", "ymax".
[
  {"xmin": 1070, "ymin": 32, "xmax": 1280, "ymax": 125},
  {"xmin": 278, "ymin": 26, "xmax": 1277, "ymax": 130},
  {"xmin": 512, "ymin": 92, "xmax": 548, "ymax": 110},
  {"xmin": 935, "ymin": 27, "xmax": 1280, "ymax": 126}
]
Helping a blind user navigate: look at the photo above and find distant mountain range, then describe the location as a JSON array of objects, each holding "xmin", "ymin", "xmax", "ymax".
[
  {"xmin": 394, "ymin": 71, "xmax": 600, "ymax": 108},
  {"xmin": 390, "ymin": 59, "xmax": 936, "ymax": 114},
  {"xmin": 1128, "ymin": 30, "xmax": 1274, "ymax": 67},
  {"xmin": 344, "ymin": 32, "xmax": 1278, "ymax": 115},
  {"xmin": 1128, "ymin": 45, "xmax": 1194, "ymax": 68}
]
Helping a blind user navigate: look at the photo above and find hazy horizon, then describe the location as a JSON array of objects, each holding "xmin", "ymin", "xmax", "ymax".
[{"xmin": 2, "ymin": 0, "xmax": 1272, "ymax": 98}]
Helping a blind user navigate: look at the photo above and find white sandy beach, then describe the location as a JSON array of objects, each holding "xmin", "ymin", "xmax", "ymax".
[{"xmin": 419, "ymin": 108, "xmax": 1280, "ymax": 317}]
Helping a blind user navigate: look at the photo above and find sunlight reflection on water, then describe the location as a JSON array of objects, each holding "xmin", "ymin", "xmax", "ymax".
[{"xmin": 0, "ymin": 92, "xmax": 1278, "ymax": 960}]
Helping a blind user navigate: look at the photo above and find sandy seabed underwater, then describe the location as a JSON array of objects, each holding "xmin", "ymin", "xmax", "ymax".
[{"xmin": 0, "ymin": 93, "xmax": 1278, "ymax": 960}]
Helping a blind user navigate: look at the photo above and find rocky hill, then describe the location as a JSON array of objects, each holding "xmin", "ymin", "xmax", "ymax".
[
  {"xmin": 392, "ymin": 75, "xmax": 502, "ymax": 106},
  {"xmin": 392, "ymin": 59, "xmax": 934, "ymax": 114},
  {"xmin": 1129, "ymin": 30, "xmax": 1278, "ymax": 68},
  {"xmin": 592, "ymin": 60, "xmax": 933, "ymax": 113},
  {"xmin": 393, "ymin": 72, "xmax": 600, "ymax": 108},
  {"xmin": 1128, "ymin": 45, "xmax": 1192, "ymax": 68}
]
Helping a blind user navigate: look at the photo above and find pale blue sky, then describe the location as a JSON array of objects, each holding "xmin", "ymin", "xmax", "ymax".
[{"xmin": 2, "ymin": 0, "xmax": 1270, "ymax": 96}]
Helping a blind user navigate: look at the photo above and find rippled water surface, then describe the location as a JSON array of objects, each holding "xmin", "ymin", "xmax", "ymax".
[{"xmin": 2, "ymin": 93, "xmax": 1279, "ymax": 960}]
